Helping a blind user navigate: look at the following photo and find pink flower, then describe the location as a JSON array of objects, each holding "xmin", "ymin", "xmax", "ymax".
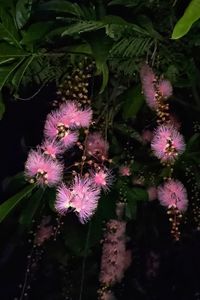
[
  {"xmin": 158, "ymin": 179, "xmax": 188, "ymax": 212},
  {"xmin": 55, "ymin": 176, "xmax": 101, "ymax": 223},
  {"xmin": 25, "ymin": 150, "xmax": 63, "ymax": 186},
  {"xmin": 141, "ymin": 129, "xmax": 153, "ymax": 144},
  {"xmin": 86, "ymin": 132, "xmax": 109, "ymax": 160},
  {"xmin": 71, "ymin": 176, "xmax": 101, "ymax": 223},
  {"xmin": 59, "ymin": 101, "xmax": 92, "ymax": 128},
  {"xmin": 55, "ymin": 183, "xmax": 72, "ymax": 215},
  {"xmin": 119, "ymin": 165, "xmax": 131, "ymax": 176},
  {"xmin": 41, "ymin": 140, "xmax": 65, "ymax": 158},
  {"xmin": 91, "ymin": 169, "xmax": 113, "ymax": 191},
  {"xmin": 140, "ymin": 64, "xmax": 157, "ymax": 109},
  {"xmin": 158, "ymin": 79, "xmax": 173, "ymax": 99},
  {"xmin": 44, "ymin": 110, "xmax": 78, "ymax": 150},
  {"xmin": 147, "ymin": 186, "xmax": 157, "ymax": 201},
  {"xmin": 151, "ymin": 125, "xmax": 185, "ymax": 163}
]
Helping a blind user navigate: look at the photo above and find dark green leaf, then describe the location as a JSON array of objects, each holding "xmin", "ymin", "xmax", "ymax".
[
  {"xmin": 122, "ymin": 85, "xmax": 145, "ymax": 119},
  {"xmin": 19, "ymin": 188, "xmax": 44, "ymax": 226},
  {"xmin": 0, "ymin": 42, "xmax": 27, "ymax": 57},
  {"xmin": 11, "ymin": 55, "xmax": 35, "ymax": 89},
  {"xmin": 0, "ymin": 58, "xmax": 25, "ymax": 89},
  {"xmin": 0, "ymin": 9, "xmax": 21, "ymax": 48},
  {"xmin": 21, "ymin": 22, "xmax": 55, "ymax": 45},
  {"xmin": 16, "ymin": 0, "xmax": 32, "ymax": 29},
  {"xmin": 172, "ymin": 0, "xmax": 200, "ymax": 39},
  {"xmin": 0, "ymin": 184, "xmax": 35, "ymax": 223},
  {"xmin": 38, "ymin": 0, "xmax": 83, "ymax": 17}
]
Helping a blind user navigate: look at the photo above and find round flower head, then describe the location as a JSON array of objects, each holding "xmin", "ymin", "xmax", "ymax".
[
  {"xmin": 158, "ymin": 179, "xmax": 188, "ymax": 212},
  {"xmin": 25, "ymin": 150, "xmax": 63, "ymax": 186},
  {"xmin": 91, "ymin": 169, "xmax": 113, "ymax": 191},
  {"xmin": 141, "ymin": 129, "xmax": 153, "ymax": 144},
  {"xmin": 55, "ymin": 183, "xmax": 72, "ymax": 215},
  {"xmin": 44, "ymin": 109, "xmax": 78, "ymax": 150},
  {"xmin": 86, "ymin": 132, "xmax": 109, "ymax": 160},
  {"xmin": 140, "ymin": 64, "xmax": 157, "ymax": 109},
  {"xmin": 70, "ymin": 176, "xmax": 101, "ymax": 223},
  {"xmin": 151, "ymin": 125, "xmax": 185, "ymax": 164},
  {"xmin": 59, "ymin": 101, "xmax": 92, "ymax": 128},
  {"xmin": 158, "ymin": 79, "xmax": 173, "ymax": 99},
  {"xmin": 41, "ymin": 140, "xmax": 65, "ymax": 158}
]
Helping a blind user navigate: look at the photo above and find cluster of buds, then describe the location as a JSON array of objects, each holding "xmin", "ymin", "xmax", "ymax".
[
  {"xmin": 167, "ymin": 205, "xmax": 183, "ymax": 241},
  {"xmin": 55, "ymin": 59, "xmax": 95, "ymax": 106}
]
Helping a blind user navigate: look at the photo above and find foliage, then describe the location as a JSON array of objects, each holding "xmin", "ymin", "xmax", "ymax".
[{"xmin": 0, "ymin": 1, "xmax": 200, "ymax": 299}]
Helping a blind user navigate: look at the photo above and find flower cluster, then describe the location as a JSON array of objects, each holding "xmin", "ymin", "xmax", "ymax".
[
  {"xmin": 140, "ymin": 64, "xmax": 173, "ymax": 110},
  {"xmin": 25, "ymin": 71, "xmax": 113, "ymax": 224}
]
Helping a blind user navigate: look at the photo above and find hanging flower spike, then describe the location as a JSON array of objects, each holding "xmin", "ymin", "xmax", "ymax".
[
  {"xmin": 41, "ymin": 139, "xmax": 65, "ymax": 158},
  {"xmin": 158, "ymin": 179, "xmax": 188, "ymax": 212},
  {"xmin": 151, "ymin": 125, "xmax": 185, "ymax": 164},
  {"xmin": 99, "ymin": 220, "xmax": 131, "ymax": 287},
  {"xmin": 55, "ymin": 183, "xmax": 73, "ymax": 215},
  {"xmin": 25, "ymin": 150, "xmax": 63, "ymax": 187},
  {"xmin": 44, "ymin": 109, "xmax": 78, "ymax": 150},
  {"xmin": 70, "ymin": 176, "xmax": 101, "ymax": 223},
  {"xmin": 140, "ymin": 64, "xmax": 157, "ymax": 109},
  {"xmin": 91, "ymin": 169, "xmax": 113, "ymax": 191},
  {"xmin": 86, "ymin": 132, "xmax": 109, "ymax": 160}
]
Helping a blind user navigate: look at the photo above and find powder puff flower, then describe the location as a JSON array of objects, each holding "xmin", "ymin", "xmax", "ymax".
[
  {"xmin": 158, "ymin": 79, "xmax": 173, "ymax": 99},
  {"xmin": 119, "ymin": 165, "xmax": 131, "ymax": 176},
  {"xmin": 91, "ymin": 169, "xmax": 113, "ymax": 191},
  {"xmin": 158, "ymin": 179, "xmax": 188, "ymax": 212},
  {"xmin": 140, "ymin": 64, "xmax": 157, "ymax": 109},
  {"xmin": 55, "ymin": 183, "xmax": 72, "ymax": 215},
  {"xmin": 59, "ymin": 101, "xmax": 92, "ymax": 128},
  {"xmin": 25, "ymin": 150, "xmax": 63, "ymax": 186},
  {"xmin": 44, "ymin": 110, "xmax": 78, "ymax": 150},
  {"xmin": 86, "ymin": 132, "xmax": 109, "ymax": 160},
  {"xmin": 71, "ymin": 176, "xmax": 101, "ymax": 223},
  {"xmin": 147, "ymin": 186, "xmax": 157, "ymax": 201},
  {"xmin": 41, "ymin": 140, "xmax": 65, "ymax": 158},
  {"xmin": 151, "ymin": 125, "xmax": 185, "ymax": 163}
]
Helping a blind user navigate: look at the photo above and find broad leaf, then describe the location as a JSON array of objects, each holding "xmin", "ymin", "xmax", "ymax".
[
  {"xmin": 16, "ymin": 0, "xmax": 32, "ymax": 29},
  {"xmin": 172, "ymin": 0, "xmax": 200, "ymax": 39},
  {"xmin": 21, "ymin": 22, "xmax": 55, "ymax": 46},
  {"xmin": 0, "ymin": 58, "xmax": 25, "ymax": 89},
  {"xmin": 0, "ymin": 42, "xmax": 27, "ymax": 58},
  {"xmin": 0, "ymin": 9, "xmax": 21, "ymax": 48},
  {"xmin": 0, "ymin": 184, "xmax": 35, "ymax": 223},
  {"xmin": 38, "ymin": 0, "xmax": 83, "ymax": 17},
  {"xmin": 19, "ymin": 188, "xmax": 44, "ymax": 226},
  {"xmin": 11, "ymin": 55, "xmax": 35, "ymax": 89}
]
